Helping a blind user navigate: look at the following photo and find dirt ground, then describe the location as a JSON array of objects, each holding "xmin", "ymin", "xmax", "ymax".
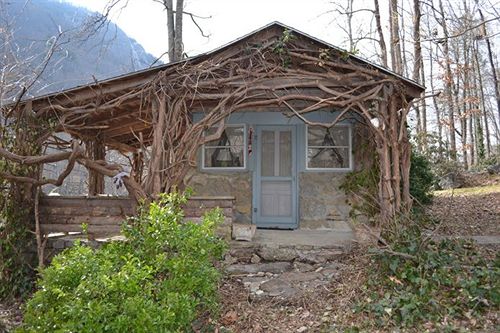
[{"xmin": 0, "ymin": 301, "xmax": 22, "ymax": 333}]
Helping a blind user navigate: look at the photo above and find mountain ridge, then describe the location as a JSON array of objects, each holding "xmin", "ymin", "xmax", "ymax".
[{"xmin": 3, "ymin": 0, "xmax": 157, "ymax": 98}]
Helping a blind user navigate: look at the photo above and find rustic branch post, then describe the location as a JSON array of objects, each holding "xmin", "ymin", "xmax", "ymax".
[{"xmin": 86, "ymin": 138, "xmax": 106, "ymax": 196}]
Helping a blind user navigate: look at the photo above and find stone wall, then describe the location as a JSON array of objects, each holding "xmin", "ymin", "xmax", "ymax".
[
  {"xmin": 187, "ymin": 171, "xmax": 253, "ymax": 224},
  {"xmin": 187, "ymin": 170, "xmax": 353, "ymax": 230},
  {"xmin": 298, "ymin": 172, "xmax": 351, "ymax": 230}
]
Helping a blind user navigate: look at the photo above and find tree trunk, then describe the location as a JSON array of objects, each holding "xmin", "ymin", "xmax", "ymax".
[
  {"xmin": 373, "ymin": 0, "xmax": 388, "ymax": 67},
  {"xmin": 145, "ymin": 96, "xmax": 167, "ymax": 195},
  {"xmin": 389, "ymin": 0, "xmax": 403, "ymax": 74},
  {"xmin": 478, "ymin": 8, "xmax": 500, "ymax": 127},
  {"xmin": 174, "ymin": 0, "xmax": 184, "ymax": 61},
  {"xmin": 420, "ymin": 55, "xmax": 428, "ymax": 151},
  {"xmin": 438, "ymin": 0, "xmax": 457, "ymax": 160},
  {"xmin": 399, "ymin": 0, "xmax": 408, "ymax": 77},
  {"xmin": 428, "ymin": 35, "xmax": 444, "ymax": 158},
  {"xmin": 469, "ymin": 114, "xmax": 475, "ymax": 167},
  {"xmin": 412, "ymin": 0, "xmax": 424, "ymax": 151},
  {"xmin": 86, "ymin": 139, "xmax": 105, "ymax": 196},
  {"xmin": 462, "ymin": 42, "xmax": 471, "ymax": 169},
  {"xmin": 474, "ymin": 42, "xmax": 491, "ymax": 156},
  {"xmin": 165, "ymin": 0, "xmax": 175, "ymax": 62}
]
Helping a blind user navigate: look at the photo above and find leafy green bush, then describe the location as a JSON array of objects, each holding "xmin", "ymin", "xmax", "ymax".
[
  {"xmin": 18, "ymin": 192, "xmax": 226, "ymax": 332},
  {"xmin": 358, "ymin": 225, "xmax": 499, "ymax": 329},
  {"xmin": 409, "ymin": 150, "xmax": 435, "ymax": 205}
]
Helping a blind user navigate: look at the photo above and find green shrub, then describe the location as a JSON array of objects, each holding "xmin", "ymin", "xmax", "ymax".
[
  {"xmin": 358, "ymin": 224, "xmax": 500, "ymax": 329},
  {"xmin": 409, "ymin": 150, "xmax": 436, "ymax": 205},
  {"xmin": 18, "ymin": 191, "xmax": 226, "ymax": 333}
]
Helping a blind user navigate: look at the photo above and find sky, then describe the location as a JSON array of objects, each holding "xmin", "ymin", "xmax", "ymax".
[{"xmin": 63, "ymin": 0, "xmax": 372, "ymax": 62}]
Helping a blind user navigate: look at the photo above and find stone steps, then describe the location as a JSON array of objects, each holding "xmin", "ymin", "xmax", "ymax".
[{"xmin": 226, "ymin": 240, "xmax": 347, "ymax": 267}]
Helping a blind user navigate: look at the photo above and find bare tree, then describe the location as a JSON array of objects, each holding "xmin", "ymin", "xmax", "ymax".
[
  {"xmin": 327, "ymin": 0, "xmax": 377, "ymax": 55},
  {"xmin": 162, "ymin": 0, "xmax": 184, "ymax": 62},
  {"xmin": 373, "ymin": 0, "xmax": 388, "ymax": 67},
  {"xmin": 389, "ymin": 0, "xmax": 403, "ymax": 74},
  {"xmin": 476, "ymin": 5, "xmax": 500, "ymax": 128},
  {"xmin": 412, "ymin": 0, "xmax": 428, "ymax": 151},
  {"xmin": 473, "ymin": 40, "xmax": 492, "ymax": 156},
  {"xmin": 436, "ymin": 0, "xmax": 458, "ymax": 160}
]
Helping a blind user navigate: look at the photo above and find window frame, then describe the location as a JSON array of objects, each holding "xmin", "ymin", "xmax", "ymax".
[
  {"xmin": 305, "ymin": 124, "xmax": 353, "ymax": 171},
  {"xmin": 201, "ymin": 124, "xmax": 247, "ymax": 170}
]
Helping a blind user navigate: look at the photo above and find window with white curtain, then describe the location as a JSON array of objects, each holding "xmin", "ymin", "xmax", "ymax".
[
  {"xmin": 202, "ymin": 125, "xmax": 246, "ymax": 169},
  {"xmin": 306, "ymin": 125, "xmax": 351, "ymax": 170}
]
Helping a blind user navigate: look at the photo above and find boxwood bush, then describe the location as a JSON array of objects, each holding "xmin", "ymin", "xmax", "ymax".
[{"xmin": 18, "ymin": 192, "xmax": 226, "ymax": 332}]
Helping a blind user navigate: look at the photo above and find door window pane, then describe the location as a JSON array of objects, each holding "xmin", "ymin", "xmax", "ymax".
[
  {"xmin": 279, "ymin": 131, "xmax": 292, "ymax": 176},
  {"xmin": 261, "ymin": 130, "xmax": 275, "ymax": 176}
]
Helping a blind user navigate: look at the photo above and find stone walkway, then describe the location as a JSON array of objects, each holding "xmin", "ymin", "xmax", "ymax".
[
  {"xmin": 224, "ymin": 239, "xmax": 349, "ymax": 299},
  {"xmin": 228, "ymin": 261, "xmax": 345, "ymax": 299},
  {"xmin": 224, "ymin": 231, "xmax": 500, "ymax": 300}
]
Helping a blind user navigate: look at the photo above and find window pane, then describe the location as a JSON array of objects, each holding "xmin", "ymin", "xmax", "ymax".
[
  {"xmin": 261, "ymin": 130, "xmax": 275, "ymax": 176},
  {"xmin": 329, "ymin": 127, "xmax": 349, "ymax": 146},
  {"xmin": 261, "ymin": 181, "xmax": 292, "ymax": 217},
  {"xmin": 205, "ymin": 126, "xmax": 244, "ymax": 147},
  {"xmin": 307, "ymin": 126, "xmax": 349, "ymax": 147},
  {"xmin": 307, "ymin": 126, "xmax": 327, "ymax": 146},
  {"xmin": 279, "ymin": 131, "xmax": 292, "ymax": 176},
  {"xmin": 307, "ymin": 147, "xmax": 349, "ymax": 169},
  {"xmin": 204, "ymin": 146, "xmax": 244, "ymax": 168}
]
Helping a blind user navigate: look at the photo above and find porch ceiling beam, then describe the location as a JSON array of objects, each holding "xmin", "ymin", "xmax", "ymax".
[
  {"xmin": 90, "ymin": 110, "xmax": 151, "ymax": 127},
  {"xmin": 105, "ymin": 139, "xmax": 140, "ymax": 153},
  {"xmin": 102, "ymin": 122, "xmax": 152, "ymax": 139}
]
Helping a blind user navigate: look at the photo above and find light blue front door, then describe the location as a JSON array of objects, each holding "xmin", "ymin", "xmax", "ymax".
[{"xmin": 254, "ymin": 126, "xmax": 297, "ymax": 229}]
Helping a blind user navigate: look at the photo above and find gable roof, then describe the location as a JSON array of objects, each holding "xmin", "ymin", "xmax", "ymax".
[{"xmin": 20, "ymin": 21, "xmax": 424, "ymax": 107}]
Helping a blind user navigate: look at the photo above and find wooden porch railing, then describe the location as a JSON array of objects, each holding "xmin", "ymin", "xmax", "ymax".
[{"xmin": 39, "ymin": 196, "xmax": 234, "ymax": 239}]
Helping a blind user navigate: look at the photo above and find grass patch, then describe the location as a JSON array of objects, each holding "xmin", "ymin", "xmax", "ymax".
[{"xmin": 434, "ymin": 184, "xmax": 500, "ymax": 197}]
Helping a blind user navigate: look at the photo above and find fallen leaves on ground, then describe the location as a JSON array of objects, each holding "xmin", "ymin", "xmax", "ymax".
[
  {"xmin": 427, "ymin": 182, "xmax": 500, "ymax": 236},
  {"xmin": 0, "ymin": 300, "xmax": 23, "ymax": 332}
]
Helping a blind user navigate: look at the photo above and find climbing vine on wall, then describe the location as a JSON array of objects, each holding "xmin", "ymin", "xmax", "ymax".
[{"xmin": 0, "ymin": 112, "xmax": 42, "ymax": 298}]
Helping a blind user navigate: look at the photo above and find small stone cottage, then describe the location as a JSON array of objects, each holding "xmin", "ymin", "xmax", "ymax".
[{"xmin": 17, "ymin": 22, "xmax": 423, "ymax": 241}]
